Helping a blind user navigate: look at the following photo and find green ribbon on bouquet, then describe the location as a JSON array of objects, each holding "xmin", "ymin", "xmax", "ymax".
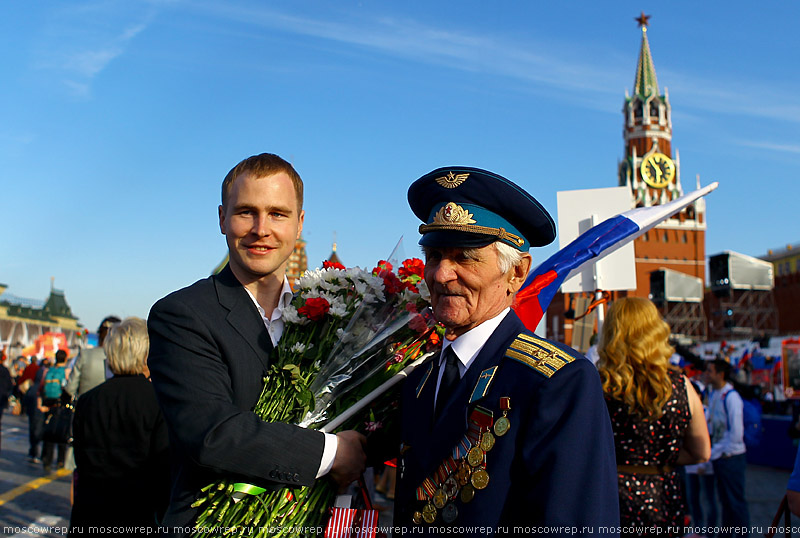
[{"xmin": 231, "ymin": 483, "xmax": 266, "ymax": 502}]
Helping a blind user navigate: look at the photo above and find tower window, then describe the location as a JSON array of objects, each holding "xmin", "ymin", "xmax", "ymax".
[
  {"xmin": 633, "ymin": 99, "xmax": 643, "ymax": 120},
  {"xmin": 650, "ymin": 101, "xmax": 659, "ymax": 118},
  {"xmin": 682, "ymin": 233, "xmax": 688, "ymax": 244},
  {"xmin": 663, "ymin": 232, "xmax": 669, "ymax": 242}
]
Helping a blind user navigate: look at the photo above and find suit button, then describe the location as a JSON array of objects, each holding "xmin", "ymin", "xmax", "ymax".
[
  {"xmin": 293, "ymin": 473, "xmax": 300, "ymax": 482},
  {"xmin": 269, "ymin": 470, "xmax": 277, "ymax": 478}
]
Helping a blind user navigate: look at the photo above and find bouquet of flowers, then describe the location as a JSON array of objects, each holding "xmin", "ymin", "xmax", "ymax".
[{"xmin": 192, "ymin": 257, "xmax": 442, "ymax": 537}]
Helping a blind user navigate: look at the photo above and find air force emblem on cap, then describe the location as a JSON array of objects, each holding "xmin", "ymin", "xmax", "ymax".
[
  {"xmin": 435, "ymin": 171, "xmax": 469, "ymax": 189},
  {"xmin": 432, "ymin": 203, "xmax": 476, "ymax": 226}
]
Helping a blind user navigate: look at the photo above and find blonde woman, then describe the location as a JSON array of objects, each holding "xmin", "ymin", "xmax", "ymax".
[
  {"xmin": 69, "ymin": 317, "xmax": 170, "ymax": 532},
  {"xmin": 598, "ymin": 297, "xmax": 709, "ymax": 535}
]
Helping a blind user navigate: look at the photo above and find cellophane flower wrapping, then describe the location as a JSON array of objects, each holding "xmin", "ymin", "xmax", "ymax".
[{"xmin": 192, "ymin": 258, "xmax": 442, "ymax": 537}]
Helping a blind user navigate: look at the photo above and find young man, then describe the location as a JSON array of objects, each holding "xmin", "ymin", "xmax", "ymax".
[
  {"xmin": 148, "ymin": 153, "xmax": 366, "ymax": 532},
  {"xmin": 705, "ymin": 359, "xmax": 750, "ymax": 536},
  {"xmin": 396, "ymin": 167, "xmax": 619, "ymax": 536}
]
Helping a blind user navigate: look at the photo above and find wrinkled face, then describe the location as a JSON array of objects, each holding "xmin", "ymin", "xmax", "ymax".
[
  {"xmin": 423, "ymin": 244, "xmax": 514, "ymax": 337},
  {"xmin": 219, "ymin": 171, "xmax": 304, "ymax": 284}
]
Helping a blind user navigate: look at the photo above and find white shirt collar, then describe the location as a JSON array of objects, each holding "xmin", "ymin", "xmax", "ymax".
[
  {"xmin": 244, "ymin": 277, "xmax": 293, "ymax": 346},
  {"xmin": 440, "ymin": 307, "xmax": 511, "ymax": 376}
]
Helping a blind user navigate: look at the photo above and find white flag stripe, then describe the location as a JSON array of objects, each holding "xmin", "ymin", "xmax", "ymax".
[{"xmin": 563, "ymin": 182, "xmax": 719, "ymax": 283}]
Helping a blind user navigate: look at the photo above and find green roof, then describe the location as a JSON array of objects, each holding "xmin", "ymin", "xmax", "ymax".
[{"xmin": 633, "ymin": 28, "xmax": 660, "ymax": 98}]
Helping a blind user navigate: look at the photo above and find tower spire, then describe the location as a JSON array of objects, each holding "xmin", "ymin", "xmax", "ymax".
[{"xmin": 633, "ymin": 12, "xmax": 659, "ymax": 98}]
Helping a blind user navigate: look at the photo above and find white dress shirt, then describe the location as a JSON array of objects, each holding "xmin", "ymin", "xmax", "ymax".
[
  {"xmin": 245, "ymin": 278, "xmax": 338, "ymax": 478},
  {"xmin": 434, "ymin": 308, "xmax": 511, "ymax": 406}
]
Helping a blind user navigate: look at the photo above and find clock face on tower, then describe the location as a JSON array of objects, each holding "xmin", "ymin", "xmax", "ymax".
[{"xmin": 640, "ymin": 152, "xmax": 676, "ymax": 188}]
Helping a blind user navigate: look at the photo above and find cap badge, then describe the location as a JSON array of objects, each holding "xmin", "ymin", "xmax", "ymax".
[
  {"xmin": 435, "ymin": 171, "xmax": 469, "ymax": 189},
  {"xmin": 432, "ymin": 202, "xmax": 476, "ymax": 226}
]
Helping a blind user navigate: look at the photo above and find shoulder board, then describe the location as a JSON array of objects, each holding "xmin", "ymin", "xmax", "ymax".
[{"xmin": 504, "ymin": 332, "xmax": 576, "ymax": 378}]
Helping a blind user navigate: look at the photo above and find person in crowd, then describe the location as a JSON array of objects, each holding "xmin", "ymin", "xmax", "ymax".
[
  {"xmin": 17, "ymin": 356, "xmax": 39, "ymax": 414},
  {"xmin": 24, "ymin": 356, "xmax": 48, "ymax": 463},
  {"xmin": 597, "ymin": 297, "xmax": 710, "ymax": 535},
  {"xmin": 786, "ymin": 444, "xmax": 800, "ymax": 516},
  {"xmin": 0, "ymin": 360, "xmax": 13, "ymax": 453},
  {"xmin": 395, "ymin": 166, "xmax": 619, "ymax": 535},
  {"xmin": 684, "ymin": 380, "xmax": 717, "ymax": 529},
  {"xmin": 63, "ymin": 315, "xmax": 121, "ymax": 489},
  {"xmin": 69, "ymin": 317, "xmax": 170, "ymax": 533},
  {"xmin": 39, "ymin": 349, "xmax": 69, "ymax": 472},
  {"xmin": 147, "ymin": 153, "xmax": 366, "ymax": 533},
  {"xmin": 65, "ymin": 316, "xmax": 120, "ymax": 399},
  {"xmin": 705, "ymin": 358, "xmax": 750, "ymax": 536}
]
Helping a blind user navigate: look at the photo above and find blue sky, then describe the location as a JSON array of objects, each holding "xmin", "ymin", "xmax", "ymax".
[{"xmin": 2, "ymin": 1, "xmax": 798, "ymax": 331}]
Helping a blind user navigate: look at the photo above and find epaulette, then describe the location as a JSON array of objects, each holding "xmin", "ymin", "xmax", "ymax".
[{"xmin": 504, "ymin": 332, "xmax": 575, "ymax": 378}]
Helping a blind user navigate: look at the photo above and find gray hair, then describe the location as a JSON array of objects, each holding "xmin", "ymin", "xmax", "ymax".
[
  {"xmin": 103, "ymin": 317, "xmax": 149, "ymax": 375},
  {"xmin": 494, "ymin": 241, "xmax": 526, "ymax": 274}
]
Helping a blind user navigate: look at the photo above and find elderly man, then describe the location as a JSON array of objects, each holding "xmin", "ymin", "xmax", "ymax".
[
  {"xmin": 395, "ymin": 167, "xmax": 619, "ymax": 536},
  {"xmin": 148, "ymin": 153, "xmax": 366, "ymax": 533}
]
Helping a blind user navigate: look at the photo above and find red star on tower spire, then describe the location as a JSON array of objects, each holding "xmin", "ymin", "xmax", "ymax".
[{"xmin": 635, "ymin": 11, "xmax": 651, "ymax": 29}]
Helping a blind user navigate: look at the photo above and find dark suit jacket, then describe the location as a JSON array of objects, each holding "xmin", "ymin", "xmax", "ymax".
[
  {"xmin": 395, "ymin": 311, "xmax": 620, "ymax": 537},
  {"xmin": 147, "ymin": 265, "xmax": 325, "ymax": 530},
  {"xmin": 70, "ymin": 375, "xmax": 170, "ymax": 533}
]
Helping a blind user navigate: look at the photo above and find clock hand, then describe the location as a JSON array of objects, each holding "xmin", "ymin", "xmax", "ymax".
[{"xmin": 653, "ymin": 163, "xmax": 663, "ymax": 181}]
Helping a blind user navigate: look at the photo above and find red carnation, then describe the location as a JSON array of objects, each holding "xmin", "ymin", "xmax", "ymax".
[
  {"xmin": 399, "ymin": 258, "xmax": 424, "ymax": 279},
  {"xmin": 408, "ymin": 313, "xmax": 428, "ymax": 334},
  {"xmin": 298, "ymin": 297, "xmax": 331, "ymax": 321},
  {"xmin": 382, "ymin": 271, "xmax": 404, "ymax": 295},
  {"xmin": 372, "ymin": 260, "xmax": 393, "ymax": 275},
  {"xmin": 322, "ymin": 260, "xmax": 345, "ymax": 270}
]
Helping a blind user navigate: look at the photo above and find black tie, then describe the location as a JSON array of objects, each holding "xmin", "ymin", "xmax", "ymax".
[{"xmin": 435, "ymin": 346, "xmax": 461, "ymax": 419}]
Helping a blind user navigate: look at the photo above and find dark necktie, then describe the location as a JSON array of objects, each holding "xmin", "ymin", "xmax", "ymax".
[{"xmin": 435, "ymin": 346, "xmax": 461, "ymax": 419}]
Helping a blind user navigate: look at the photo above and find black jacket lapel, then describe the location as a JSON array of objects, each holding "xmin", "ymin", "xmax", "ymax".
[{"xmin": 214, "ymin": 264, "xmax": 273, "ymax": 372}]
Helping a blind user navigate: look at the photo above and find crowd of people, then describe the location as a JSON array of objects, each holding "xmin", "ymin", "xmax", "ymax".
[{"xmin": 0, "ymin": 152, "xmax": 783, "ymax": 537}]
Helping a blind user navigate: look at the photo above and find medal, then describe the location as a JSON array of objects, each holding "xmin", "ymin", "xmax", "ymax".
[
  {"xmin": 413, "ymin": 511, "xmax": 423, "ymax": 525},
  {"xmin": 460, "ymin": 484, "xmax": 475, "ymax": 503},
  {"xmin": 494, "ymin": 397, "xmax": 511, "ymax": 437},
  {"xmin": 442, "ymin": 503, "xmax": 458, "ymax": 524},
  {"xmin": 471, "ymin": 468, "xmax": 490, "ymax": 490},
  {"xmin": 494, "ymin": 417, "xmax": 510, "ymax": 437},
  {"xmin": 433, "ymin": 488, "xmax": 448, "ymax": 509},
  {"xmin": 467, "ymin": 446, "xmax": 484, "ymax": 467},
  {"xmin": 443, "ymin": 476, "xmax": 459, "ymax": 499},
  {"xmin": 457, "ymin": 464, "xmax": 471, "ymax": 486},
  {"xmin": 480, "ymin": 431, "xmax": 495, "ymax": 452},
  {"xmin": 422, "ymin": 503, "xmax": 437, "ymax": 524}
]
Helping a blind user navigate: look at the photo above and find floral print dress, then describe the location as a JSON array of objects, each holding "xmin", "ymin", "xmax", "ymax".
[{"xmin": 605, "ymin": 369, "xmax": 690, "ymax": 535}]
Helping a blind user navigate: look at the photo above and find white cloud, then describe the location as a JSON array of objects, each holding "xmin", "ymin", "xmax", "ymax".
[
  {"xmin": 734, "ymin": 140, "xmax": 800, "ymax": 155},
  {"xmin": 196, "ymin": 4, "xmax": 800, "ymax": 126},
  {"xmin": 34, "ymin": 3, "xmax": 155, "ymax": 97},
  {"xmin": 197, "ymin": 4, "xmax": 626, "ymax": 99}
]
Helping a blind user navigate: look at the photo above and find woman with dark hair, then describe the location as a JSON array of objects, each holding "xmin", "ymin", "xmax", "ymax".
[{"xmin": 598, "ymin": 297, "xmax": 710, "ymax": 535}]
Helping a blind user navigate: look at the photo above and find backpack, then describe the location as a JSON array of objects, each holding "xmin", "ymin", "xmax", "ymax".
[
  {"xmin": 724, "ymin": 389, "xmax": 763, "ymax": 448},
  {"xmin": 43, "ymin": 366, "xmax": 66, "ymax": 400}
]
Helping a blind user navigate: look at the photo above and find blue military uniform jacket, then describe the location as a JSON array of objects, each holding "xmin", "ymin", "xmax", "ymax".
[{"xmin": 395, "ymin": 311, "xmax": 620, "ymax": 536}]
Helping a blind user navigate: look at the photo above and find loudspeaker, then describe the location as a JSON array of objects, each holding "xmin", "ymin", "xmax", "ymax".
[
  {"xmin": 650, "ymin": 268, "xmax": 704, "ymax": 303},
  {"xmin": 709, "ymin": 251, "xmax": 774, "ymax": 294}
]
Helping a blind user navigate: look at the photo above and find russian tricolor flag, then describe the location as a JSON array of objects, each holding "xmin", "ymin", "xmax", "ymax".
[{"xmin": 513, "ymin": 182, "xmax": 719, "ymax": 331}]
